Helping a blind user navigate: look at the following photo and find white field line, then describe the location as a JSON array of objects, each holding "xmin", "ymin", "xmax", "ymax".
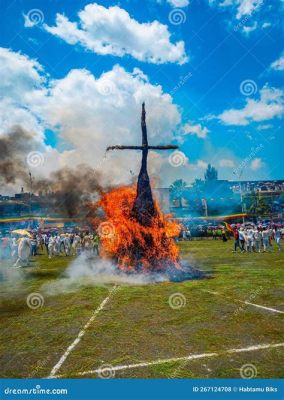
[
  {"xmin": 48, "ymin": 286, "xmax": 119, "ymax": 378},
  {"xmin": 202, "ymin": 289, "xmax": 284, "ymax": 314},
  {"xmin": 53, "ymin": 342, "xmax": 284, "ymax": 378}
]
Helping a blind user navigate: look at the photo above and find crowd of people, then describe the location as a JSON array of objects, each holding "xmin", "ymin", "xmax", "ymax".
[
  {"xmin": 232, "ymin": 225, "xmax": 282, "ymax": 253},
  {"xmin": 0, "ymin": 221, "xmax": 283, "ymax": 268},
  {"xmin": 0, "ymin": 231, "xmax": 100, "ymax": 268},
  {"xmin": 178, "ymin": 222, "xmax": 283, "ymax": 253}
]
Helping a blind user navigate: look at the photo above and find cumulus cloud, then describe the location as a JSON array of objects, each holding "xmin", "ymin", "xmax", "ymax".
[
  {"xmin": 0, "ymin": 48, "xmax": 46, "ymax": 144},
  {"xmin": 271, "ymin": 54, "xmax": 284, "ymax": 71},
  {"xmin": 217, "ymin": 85, "xmax": 284, "ymax": 125},
  {"xmin": 219, "ymin": 159, "xmax": 235, "ymax": 167},
  {"xmin": 44, "ymin": 3, "xmax": 187, "ymax": 65},
  {"xmin": 183, "ymin": 122, "xmax": 209, "ymax": 138},
  {"xmin": 0, "ymin": 47, "xmax": 43, "ymax": 102},
  {"xmin": 0, "ymin": 47, "xmax": 183, "ymax": 190},
  {"xmin": 250, "ymin": 157, "xmax": 263, "ymax": 170},
  {"xmin": 31, "ymin": 64, "xmax": 181, "ymax": 185}
]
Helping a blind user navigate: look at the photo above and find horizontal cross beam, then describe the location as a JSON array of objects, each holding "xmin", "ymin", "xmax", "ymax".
[{"xmin": 106, "ymin": 145, "xmax": 178, "ymax": 151}]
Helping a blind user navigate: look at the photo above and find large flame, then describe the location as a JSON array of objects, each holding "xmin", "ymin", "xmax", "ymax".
[{"xmin": 91, "ymin": 186, "xmax": 181, "ymax": 272}]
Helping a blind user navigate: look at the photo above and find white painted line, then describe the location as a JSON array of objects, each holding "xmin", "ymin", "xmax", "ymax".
[
  {"xmin": 53, "ymin": 342, "xmax": 284, "ymax": 378},
  {"xmin": 202, "ymin": 289, "xmax": 284, "ymax": 314},
  {"xmin": 48, "ymin": 286, "xmax": 118, "ymax": 378}
]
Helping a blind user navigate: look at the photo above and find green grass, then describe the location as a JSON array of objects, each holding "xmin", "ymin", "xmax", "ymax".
[{"xmin": 0, "ymin": 240, "xmax": 283, "ymax": 378}]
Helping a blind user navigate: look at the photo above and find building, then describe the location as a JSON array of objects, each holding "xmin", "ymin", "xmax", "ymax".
[{"xmin": 154, "ymin": 179, "xmax": 284, "ymax": 219}]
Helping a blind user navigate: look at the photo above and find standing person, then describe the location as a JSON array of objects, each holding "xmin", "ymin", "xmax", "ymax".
[
  {"xmin": 72, "ymin": 233, "xmax": 81, "ymax": 256},
  {"xmin": 274, "ymin": 227, "xmax": 282, "ymax": 251},
  {"xmin": 238, "ymin": 228, "xmax": 245, "ymax": 253},
  {"xmin": 186, "ymin": 228, "xmax": 191, "ymax": 241},
  {"xmin": 11, "ymin": 237, "xmax": 18, "ymax": 261},
  {"xmin": 253, "ymin": 228, "xmax": 261, "ymax": 253},
  {"xmin": 212, "ymin": 229, "xmax": 217, "ymax": 240},
  {"xmin": 63, "ymin": 234, "xmax": 71, "ymax": 256},
  {"xmin": 233, "ymin": 229, "xmax": 240, "ymax": 252},
  {"xmin": 48, "ymin": 236, "xmax": 56, "ymax": 259},
  {"xmin": 268, "ymin": 226, "xmax": 274, "ymax": 250},
  {"xmin": 262, "ymin": 228, "xmax": 271, "ymax": 252},
  {"xmin": 82, "ymin": 232, "xmax": 92, "ymax": 257},
  {"xmin": 55, "ymin": 234, "xmax": 61, "ymax": 256},
  {"xmin": 221, "ymin": 228, "xmax": 227, "ymax": 242},
  {"xmin": 30, "ymin": 235, "xmax": 37, "ymax": 256},
  {"xmin": 44, "ymin": 234, "xmax": 49, "ymax": 255},
  {"xmin": 36, "ymin": 234, "xmax": 42, "ymax": 253},
  {"xmin": 13, "ymin": 235, "xmax": 31, "ymax": 268},
  {"xmin": 246, "ymin": 227, "xmax": 254, "ymax": 252},
  {"xmin": 93, "ymin": 234, "xmax": 100, "ymax": 256}
]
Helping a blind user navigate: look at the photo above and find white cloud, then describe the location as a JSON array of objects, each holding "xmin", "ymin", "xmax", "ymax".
[
  {"xmin": 0, "ymin": 48, "xmax": 45, "ymax": 143},
  {"xmin": 44, "ymin": 3, "xmax": 187, "ymax": 65},
  {"xmin": 242, "ymin": 21, "xmax": 258, "ymax": 35},
  {"xmin": 218, "ymin": 85, "xmax": 284, "ymax": 125},
  {"xmin": 208, "ymin": 0, "xmax": 263, "ymax": 19},
  {"xmin": 183, "ymin": 122, "xmax": 209, "ymax": 138},
  {"xmin": 219, "ymin": 159, "xmax": 235, "ymax": 167},
  {"xmin": 262, "ymin": 22, "xmax": 271, "ymax": 28},
  {"xmin": 256, "ymin": 124, "xmax": 273, "ymax": 130},
  {"xmin": 0, "ymin": 47, "xmax": 184, "ymax": 189},
  {"xmin": 250, "ymin": 157, "xmax": 263, "ymax": 170},
  {"xmin": 167, "ymin": 0, "xmax": 190, "ymax": 7},
  {"xmin": 0, "ymin": 47, "xmax": 43, "ymax": 102},
  {"xmin": 196, "ymin": 160, "xmax": 208, "ymax": 169},
  {"xmin": 271, "ymin": 54, "xmax": 284, "ymax": 71},
  {"xmin": 235, "ymin": 0, "xmax": 263, "ymax": 19},
  {"xmin": 23, "ymin": 13, "xmax": 35, "ymax": 28}
]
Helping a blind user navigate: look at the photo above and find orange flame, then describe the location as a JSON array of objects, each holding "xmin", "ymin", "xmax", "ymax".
[{"xmin": 91, "ymin": 186, "xmax": 181, "ymax": 272}]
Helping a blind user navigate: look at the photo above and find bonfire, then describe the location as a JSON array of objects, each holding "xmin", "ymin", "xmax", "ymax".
[{"xmin": 91, "ymin": 104, "xmax": 201, "ymax": 280}]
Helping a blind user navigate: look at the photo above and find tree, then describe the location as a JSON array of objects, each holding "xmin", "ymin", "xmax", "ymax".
[
  {"xmin": 204, "ymin": 164, "xmax": 218, "ymax": 181},
  {"xmin": 248, "ymin": 192, "xmax": 271, "ymax": 215}
]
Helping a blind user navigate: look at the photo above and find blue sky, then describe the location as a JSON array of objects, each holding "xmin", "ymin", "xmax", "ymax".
[{"xmin": 0, "ymin": 0, "xmax": 283, "ymax": 189}]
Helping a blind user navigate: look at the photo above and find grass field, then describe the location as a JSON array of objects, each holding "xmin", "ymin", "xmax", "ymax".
[{"xmin": 0, "ymin": 240, "xmax": 283, "ymax": 379}]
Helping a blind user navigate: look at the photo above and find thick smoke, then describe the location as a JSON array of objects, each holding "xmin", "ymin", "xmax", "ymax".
[
  {"xmin": 35, "ymin": 166, "xmax": 106, "ymax": 218},
  {"xmin": 0, "ymin": 126, "xmax": 111, "ymax": 217},
  {"xmin": 42, "ymin": 253, "xmax": 168, "ymax": 295},
  {"xmin": 0, "ymin": 126, "xmax": 35, "ymax": 184}
]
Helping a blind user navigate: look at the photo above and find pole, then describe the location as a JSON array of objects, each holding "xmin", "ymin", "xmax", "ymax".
[
  {"xmin": 234, "ymin": 170, "xmax": 245, "ymax": 224},
  {"xmin": 29, "ymin": 171, "xmax": 32, "ymax": 229}
]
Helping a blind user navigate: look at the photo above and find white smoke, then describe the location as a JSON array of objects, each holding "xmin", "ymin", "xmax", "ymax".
[
  {"xmin": 0, "ymin": 263, "xmax": 25, "ymax": 299},
  {"xmin": 42, "ymin": 253, "xmax": 168, "ymax": 295}
]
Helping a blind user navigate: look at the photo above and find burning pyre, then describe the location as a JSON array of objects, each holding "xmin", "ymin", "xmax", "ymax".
[
  {"xmin": 91, "ymin": 103, "xmax": 202, "ymax": 280},
  {"xmin": 95, "ymin": 186, "xmax": 181, "ymax": 272}
]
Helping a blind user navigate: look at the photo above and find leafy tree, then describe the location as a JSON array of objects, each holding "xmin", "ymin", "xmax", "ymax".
[
  {"xmin": 204, "ymin": 164, "xmax": 218, "ymax": 181},
  {"xmin": 248, "ymin": 193, "xmax": 271, "ymax": 215}
]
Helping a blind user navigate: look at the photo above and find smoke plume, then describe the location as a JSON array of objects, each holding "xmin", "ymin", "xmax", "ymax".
[
  {"xmin": 0, "ymin": 126, "xmax": 112, "ymax": 217},
  {"xmin": 0, "ymin": 126, "xmax": 35, "ymax": 184}
]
